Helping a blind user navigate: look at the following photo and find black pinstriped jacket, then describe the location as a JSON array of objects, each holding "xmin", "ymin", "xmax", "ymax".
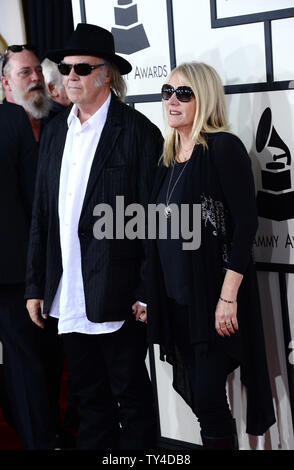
[
  {"xmin": 25, "ymin": 92, "xmax": 163, "ymax": 322},
  {"xmin": 0, "ymin": 102, "xmax": 38, "ymax": 284}
]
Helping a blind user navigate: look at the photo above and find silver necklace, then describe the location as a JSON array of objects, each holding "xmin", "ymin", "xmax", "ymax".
[
  {"xmin": 164, "ymin": 159, "xmax": 190, "ymax": 218},
  {"xmin": 179, "ymin": 145, "xmax": 194, "ymax": 161}
]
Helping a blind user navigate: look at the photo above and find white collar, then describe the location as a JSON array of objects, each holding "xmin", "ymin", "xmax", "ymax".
[{"xmin": 67, "ymin": 92, "xmax": 111, "ymax": 134}]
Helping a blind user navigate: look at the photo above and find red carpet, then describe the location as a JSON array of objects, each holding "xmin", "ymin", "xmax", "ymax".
[
  {"xmin": 0, "ymin": 364, "xmax": 73, "ymax": 450},
  {"xmin": 0, "ymin": 408, "xmax": 23, "ymax": 450}
]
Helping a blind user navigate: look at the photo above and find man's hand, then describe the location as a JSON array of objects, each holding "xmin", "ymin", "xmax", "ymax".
[
  {"xmin": 26, "ymin": 299, "xmax": 47, "ymax": 329},
  {"xmin": 132, "ymin": 301, "xmax": 147, "ymax": 323}
]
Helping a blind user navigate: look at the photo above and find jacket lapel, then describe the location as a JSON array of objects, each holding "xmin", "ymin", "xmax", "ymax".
[
  {"xmin": 51, "ymin": 112, "xmax": 69, "ymax": 199},
  {"xmin": 80, "ymin": 95, "xmax": 122, "ymax": 217},
  {"xmin": 150, "ymin": 163, "xmax": 168, "ymax": 203}
]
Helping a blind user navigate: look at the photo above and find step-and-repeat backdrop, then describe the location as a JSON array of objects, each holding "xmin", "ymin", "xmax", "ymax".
[{"xmin": 71, "ymin": 0, "xmax": 294, "ymax": 450}]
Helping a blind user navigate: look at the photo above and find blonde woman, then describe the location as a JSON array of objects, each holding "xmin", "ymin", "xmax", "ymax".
[{"xmin": 135, "ymin": 62, "xmax": 275, "ymax": 449}]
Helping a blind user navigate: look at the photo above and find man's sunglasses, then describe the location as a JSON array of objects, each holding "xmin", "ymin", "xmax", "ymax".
[
  {"xmin": 58, "ymin": 62, "xmax": 106, "ymax": 76},
  {"xmin": 161, "ymin": 84, "xmax": 195, "ymax": 102},
  {"xmin": 1, "ymin": 44, "xmax": 37, "ymax": 75}
]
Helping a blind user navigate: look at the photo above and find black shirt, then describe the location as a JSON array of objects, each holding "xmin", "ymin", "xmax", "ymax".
[{"xmin": 156, "ymin": 159, "xmax": 193, "ymax": 305}]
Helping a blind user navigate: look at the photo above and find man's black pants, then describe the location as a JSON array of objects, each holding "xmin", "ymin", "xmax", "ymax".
[{"xmin": 62, "ymin": 317, "xmax": 157, "ymax": 450}]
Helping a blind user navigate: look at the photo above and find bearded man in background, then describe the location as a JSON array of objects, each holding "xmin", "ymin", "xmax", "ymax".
[
  {"xmin": 1, "ymin": 44, "xmax": 51, "ymax": 141},
  {"xmin": 0, "ymin": 45, "xmax": 61, "ymax": 449}
]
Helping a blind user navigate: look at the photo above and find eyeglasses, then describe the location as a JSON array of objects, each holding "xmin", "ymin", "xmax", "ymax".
[
  {"xmin": 1, "ymin": 44, "xmax": 37, "ymax": 76},
  {"xmin": 58, "ymin": 62, "xmax": 106, "ymax": 76},
  {"xmin": 161, "ymin": 84, "xmax": 195, "ymax": 102}
]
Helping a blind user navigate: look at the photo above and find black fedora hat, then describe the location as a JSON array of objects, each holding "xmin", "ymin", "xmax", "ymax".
[{"xmin": 46, "ymin": 23, "xmax": 132, "ymax": 75}]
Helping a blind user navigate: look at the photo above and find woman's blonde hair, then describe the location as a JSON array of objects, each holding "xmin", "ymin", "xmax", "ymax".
[{"xmin": 162, "ymin": 62, "xmax": 230, "ymax": 166}]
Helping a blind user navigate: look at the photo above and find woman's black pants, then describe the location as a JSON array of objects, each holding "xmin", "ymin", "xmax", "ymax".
[{"xmin": 169, "ymin": 299, "xmax": 238, "ymax": 438}]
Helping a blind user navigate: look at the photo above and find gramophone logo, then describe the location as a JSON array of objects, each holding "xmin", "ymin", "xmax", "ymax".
[
  {"xmin": 256, "ymin": 107, "xmax": 294, "ymax": 221},
  {"xmin": 111, "ymin": 0, "xmax": 150, "ymax": 55}
]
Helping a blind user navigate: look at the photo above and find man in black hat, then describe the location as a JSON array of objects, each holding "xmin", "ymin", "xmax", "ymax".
[{"xmin": 25, "ymin": 23, "xmax": 163, "ymax": 450}]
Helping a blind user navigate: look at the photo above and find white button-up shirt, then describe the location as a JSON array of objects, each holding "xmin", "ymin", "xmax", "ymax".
[{"xmin": 50, "ymin": 93, "xmax": 124, "ymax": 335}]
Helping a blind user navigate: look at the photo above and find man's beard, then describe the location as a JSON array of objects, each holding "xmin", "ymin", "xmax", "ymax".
[{"xmin": 11, "ymin": 81, "xmax": 51, "ymax": 119}]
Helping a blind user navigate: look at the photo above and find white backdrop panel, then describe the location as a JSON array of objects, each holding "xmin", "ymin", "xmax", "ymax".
[
  {"xmin": 153, "ymin": 345, "xmax": 200, "ymax": 445},
  {"xmin": 257, "ymin": 272, "xmax": 294, "ymax": 450},
  {"xmin": 0, "ymin": 0, "xmax": 26, "ymax": 102},
  {"xmin": 0, "ymin": 0, "xmax": 26, "ymax": 45},
  {"xmin": 286, "ymin": 274, "xmax": 294, "ymax": 366},
  {"xmin": 272, "ymin": 18, "xmax": 294, "ymax": 82},
  {"xmin": 81, "ymin": 0, "xmax": 171, "ymax": 96},
  {"xmin": 226, "ymin": 90, "xmax": 294, "ymax": 265},
  {"xmin": 216, "ymin": 0, "xmax": 294, "ymax": 18},
  {"xmin": 71, "ymin": 0, "xmax": 82, "ymax": 25},
  {"xmin": 172, "ymin": 0, "xmax": 266, "ymax": 85},
  {"xmin": 134, "ymin": 101, "xmax": 165, "ymax": 136}
]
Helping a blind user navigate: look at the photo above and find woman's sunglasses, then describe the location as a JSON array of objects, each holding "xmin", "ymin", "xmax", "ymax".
[
  {"xmin": 58, "ymin": 62, "xmax": 106, "ymax": 76},
  {"xmin": 1, "ymin": 44, "xmax": 37, "ymax": 75},
  {"xmin": 161, "ymin": 84, "xmax": 195, "ymax": 102}
]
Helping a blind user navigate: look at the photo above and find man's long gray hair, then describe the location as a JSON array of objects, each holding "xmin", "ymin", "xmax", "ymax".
[{"xmin": 95, "ymin": 61, "xmax": 127, "ymax": 101}]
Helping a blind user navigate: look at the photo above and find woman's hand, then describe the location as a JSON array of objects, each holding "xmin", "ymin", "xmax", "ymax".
[
  {"xmin": 215, "ymin": 269, "xmax": 242, "ymax": 337},
  {"xmin": 132, "ymin": 301, "xmax": 147, "ymax": 323},
  {"xmin": 215, "ymin": 298, "xmax": 238, "ymax": 337}
]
